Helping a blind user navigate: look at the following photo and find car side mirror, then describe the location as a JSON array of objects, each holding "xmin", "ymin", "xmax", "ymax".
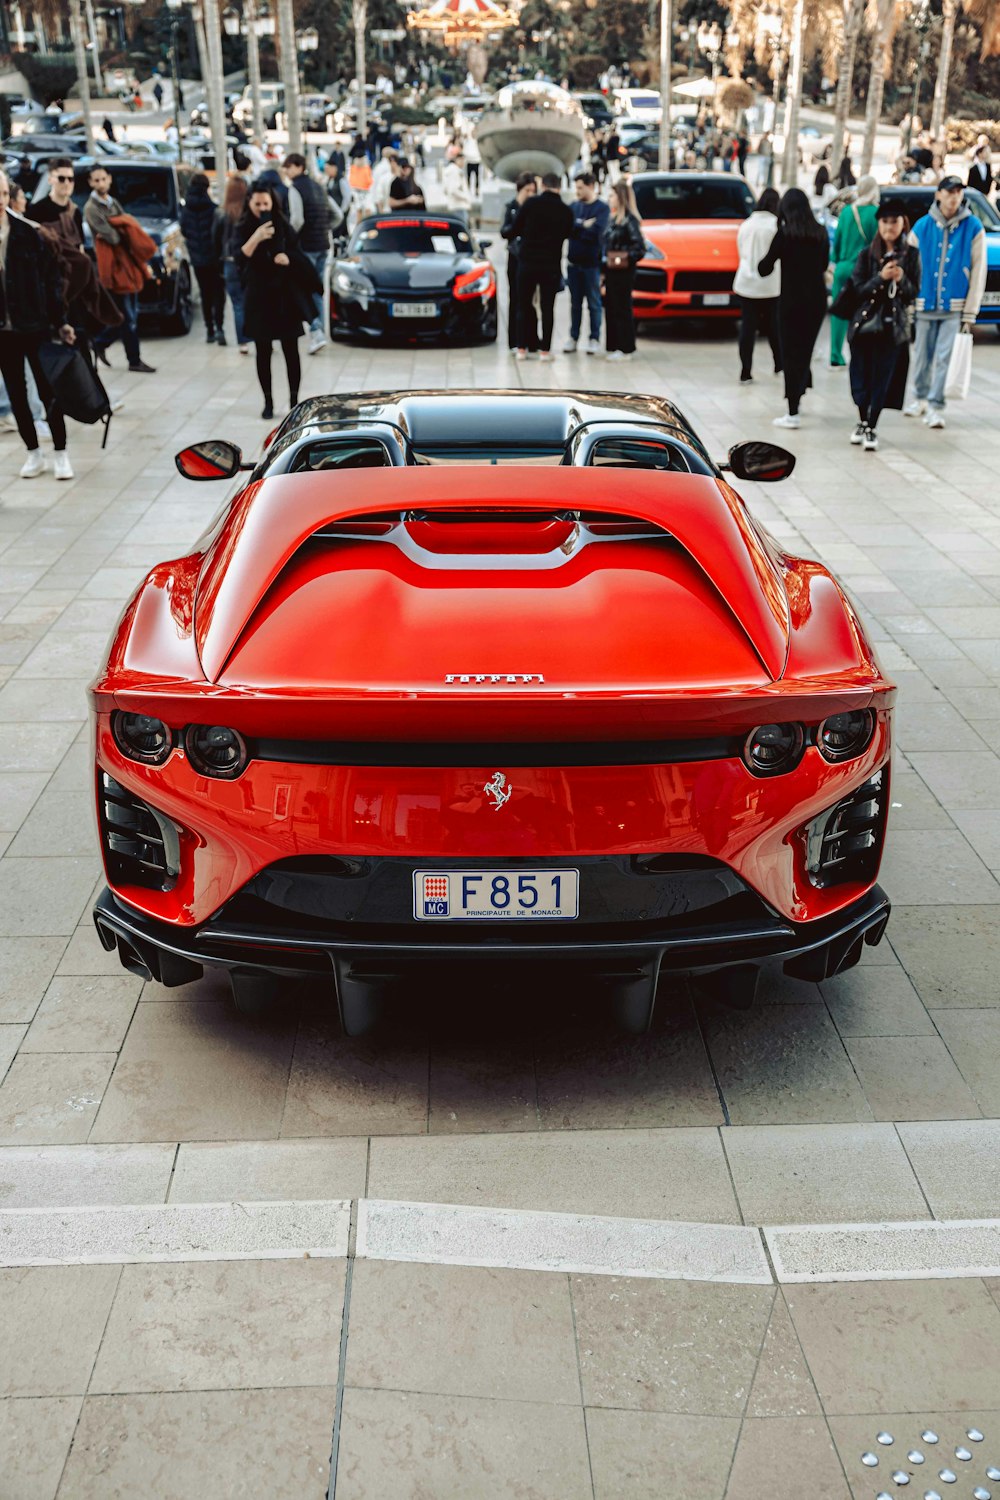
[
  {"xmin": 175, "ymin": 439, "xmax": 247, "ymax": 480},
  {"xmin": 723, "ymin": 440, "xmax": 796, "ymax": 483}
]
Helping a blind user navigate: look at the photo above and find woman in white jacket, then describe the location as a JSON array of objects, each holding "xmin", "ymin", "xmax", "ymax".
[{"xmin": 733, "ymin": 186, "xmax": 782, "ymax": 382}]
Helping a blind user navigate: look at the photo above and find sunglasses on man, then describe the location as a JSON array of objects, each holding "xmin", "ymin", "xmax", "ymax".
[{"xmin": 53, "ymin": 174, "xmax": 75, "ymax": 183}]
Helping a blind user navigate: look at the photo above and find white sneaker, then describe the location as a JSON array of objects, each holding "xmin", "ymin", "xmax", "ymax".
[
  {"xmin": 862, "ymin": 426, "xmax": 879, "ymax": 452},
  {"xmin": 308, "ymin": 328, "xmax": 327, "ymax": 355},
  {"xmin": 539, "ymin": 350, "xmax": 554, "ymax": 362},
  {"xmin": 239, "ymin": 344, "xmax": 250, "ymax": 356},
  {"xmin": 1, "ymin": 414, "xmax": 18, "ymax": 433},
  {"xmin": 904, "ymin": 399, "xmax": 927, "ymax": 418},
  {"xmin": 606, "ymin": 350, "xmax": 625, "ymax": 362},
  {"xmin": 926, "ymin": 409, "xmax": 946, "ymax": 429},
  {"xmin": 850, "ymin": 422, "xmax": 865, "ymax": 445},
  {"xmin": 53, "ymin": 450, "xmax": 74, "ymax": 480},
  {"xmin": 19, "ymin": 449, "xmax": 45, "ymax": 478},
  {"xmin": 772, "ymin": 413, "xmax": 800, "ymax": 429},
  {"xmin": 586, "ymin": 338, "xmax": 601, "ymax": 355},
  {"xmin": 562, "ymin": 338, "xmax": 577, "ymax": 353},
  {"xmin": 35, "ymin": 419, "xmax": 51, "ymax": 441},
  {"xmin": 515, "ymin": 348, "xmax": 527, "ymax": 361}
]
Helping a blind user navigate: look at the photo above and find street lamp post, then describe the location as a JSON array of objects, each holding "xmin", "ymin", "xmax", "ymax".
[
  {"xmin": 223, "ymin": 4, "xmax": 265, "ymax": 142},
  {"xmin": 903, "ymin": 0, "xmax": 933, "ymax": 156}
]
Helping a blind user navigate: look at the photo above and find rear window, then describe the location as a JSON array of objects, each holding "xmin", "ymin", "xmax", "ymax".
[
  {"xmin": 351, "ymin": 220, "xmax": 473, "ymax": 254},
  {"xmin": 634, "ymin": 178, "xmax": 755, "ymax": 221}
]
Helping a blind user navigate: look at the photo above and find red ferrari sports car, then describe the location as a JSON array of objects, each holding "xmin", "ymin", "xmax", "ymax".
[{"xmin": 90, "ymin": 390, "xmax": 894, "ymax": 1034}]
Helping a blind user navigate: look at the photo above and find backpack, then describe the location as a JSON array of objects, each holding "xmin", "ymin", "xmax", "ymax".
[{"xmin": 37, "ymin": 340, "xmax": 113, "ymax": 448}]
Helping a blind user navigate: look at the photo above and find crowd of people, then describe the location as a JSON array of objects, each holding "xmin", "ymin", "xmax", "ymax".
[
  {"xmin": 1, "ymin": 105, "xmax": 993, "ymax": 477},
  {"xmin": 500, "ymin": 170, "xmax": 645, "ymax": 361},
  {"xmin": 735, "ymin": 174, "xmax": 987, "ymax": 446}
]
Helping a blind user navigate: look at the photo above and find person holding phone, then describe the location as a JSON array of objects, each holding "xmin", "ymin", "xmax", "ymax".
[
  {"xmin": 835, "ymin": 202, "xmax": 920, "ymax": 451},
  {"xmin": 238, "ymin": 181, "xmax": 320, "ymax": 419}
]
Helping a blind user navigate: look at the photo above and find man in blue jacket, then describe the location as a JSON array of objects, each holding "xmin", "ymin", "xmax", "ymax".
[
  {"xmin": 563, "ymin": 172, "xmax": 610, "ymax": 354},
  {"xmin": 906, "ymin": 176, "xmax": 986, "ymax": 428}
]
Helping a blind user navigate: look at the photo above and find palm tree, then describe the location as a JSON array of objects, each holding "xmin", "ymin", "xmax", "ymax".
[
  {"xmin": 68, "ymin": 0, "xmax": 94, "ymax": 151},
  {"xmin": 930, "ymin": 0, "xmax": 1000, "ymax": 140},
  {"xmin": 275, "ymin": 0, "xmax": 304, "ymax": 154},
  {"xmin": 353, "ymin": 0, "xmax": 368, "ymax": 137},
  {"xmin": 859, "ymin": 0, "xmax": 899, "ymax": 174},
  {"xmin": 780, "ymin": 0, "xmax": 807, "ymax": 184},
  {"xmin": 829, "ymin": 0, "xmax": 866, "ymax": 168}
]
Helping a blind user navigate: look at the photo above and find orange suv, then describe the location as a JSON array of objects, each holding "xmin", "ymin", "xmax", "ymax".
[{"xmin": 632, "ymin": 172, "xmax": 756, "ymax": 322}]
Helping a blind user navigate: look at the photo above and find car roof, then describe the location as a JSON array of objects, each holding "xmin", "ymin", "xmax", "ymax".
[
  {"xmin": 267, "ymin": 389, "xmax": 703, "ymax": 459},
  {"xmin": 635, "ymin": 171, "xmax": 742, "ymax": 183}
]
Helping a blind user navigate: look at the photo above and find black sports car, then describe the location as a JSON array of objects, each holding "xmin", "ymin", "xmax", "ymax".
[{"xmin": 330, "ymin": 212, "xmax": 498, "ymax": 343}]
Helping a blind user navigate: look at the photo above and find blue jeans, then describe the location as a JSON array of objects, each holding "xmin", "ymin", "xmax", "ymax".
[
  {"xmin": 224, "ymin": 262, "xmax": 247, "ymax": 346},
  {"xmin": 567, "ymin": 263, "xmax": 602, "ymax": 342},
  {"xmin": 0, "ymin": 369, "xmax": 45, "ymax": 422},
  {"xmin": 912, "ymin": 314, "xmax": 961, "ymax": 411},
  {"xmin": 303, "ymin": 249, "xmax": 328, "ymax": 332},
  {"xmin": 95, "ymin": 291, "xmax": 140, "ymax": 365}
]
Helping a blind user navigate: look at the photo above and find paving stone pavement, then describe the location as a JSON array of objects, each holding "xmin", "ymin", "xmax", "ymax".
[{"xmin": 1, "ymin": 284, "xmax": 999, "ymax": 1496}]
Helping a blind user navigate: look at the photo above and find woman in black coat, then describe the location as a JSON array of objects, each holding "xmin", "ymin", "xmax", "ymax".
[
  {"xmin": 179, "ymin": 172, "xmax": 225, "ymax": 344},
  {"xmin": 758, "ymin": 187, "xmax": 829, "ymax": 428},
  {"xmin": 602, "ymin": 180, "xmax": 645, "ymax": 360},
  {"xmin": 237, "ymin": 182, "xmax": 321, "ymax": 419},
  {"xmin": 836, "ymin": 203, "xmax": 920, "ymax": 452}
]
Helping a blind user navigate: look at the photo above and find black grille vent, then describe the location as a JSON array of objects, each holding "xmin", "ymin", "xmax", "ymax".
[
  {"xmin": 806, "ymin": 771, "xmax": 887, "ymax": 888},
  {"xmin": 99, "ymin": 773, "xmax": 179, "ymax": 891},
  {"xmin": 673, "ymin": 271, "xmax": 735, "ymax": 292},
  {"xmin": 634, "ymin": 267, "xmax": 668, "ymax": 293}
]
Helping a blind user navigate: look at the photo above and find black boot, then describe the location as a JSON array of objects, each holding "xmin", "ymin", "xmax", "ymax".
[
  {"xmin": 216, "ymin": 329, "xmax": 227, "ymax": 346},
  {"xmin": 205, "ymin": 325, "xmax": 216, "ymax": 343}
]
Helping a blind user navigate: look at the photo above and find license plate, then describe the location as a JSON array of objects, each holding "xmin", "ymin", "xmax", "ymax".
[
  {"xmin": 703, "ymin": 293, "xmax": 730, "ymax": 306},
  {"xmin": 981, "ymin": 292, "xmax": 1000, "ymax": 306},
  {"xmin": 392, "ymin": 301, "xmax": 437, "ymax": 318},
  {"xmin": 413, "ymin": 869, "xmax": 579, "ymax": 920}
]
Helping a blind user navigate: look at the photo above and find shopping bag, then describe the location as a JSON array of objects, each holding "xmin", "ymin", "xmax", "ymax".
[{"xmin": 945, "ymin": 328, "xmax": 973, "ymax": 401}]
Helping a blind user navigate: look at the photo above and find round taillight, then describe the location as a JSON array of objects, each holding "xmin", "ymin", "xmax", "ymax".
[
  {"xmin": 743, "ymin": 722, "xmax": 804, "ymax": 776},
  {"xmin": 818, "ymin": 710, "xmax": 875, "ymax": 763},
  {"xmin": 184, "ymin": 724, "xmax": 248, "ymax": 779},
  {"xmin": 112, "ymin": 711, "xmax": 171, "ymax": 765}
]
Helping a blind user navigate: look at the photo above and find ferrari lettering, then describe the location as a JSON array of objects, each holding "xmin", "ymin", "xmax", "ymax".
[{"xmin": 444, "ymin": 674, "xmax": 545, "ymax": 684}]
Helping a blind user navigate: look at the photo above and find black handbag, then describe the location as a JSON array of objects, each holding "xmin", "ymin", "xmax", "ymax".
[{"xmin": 37, "ymin": 339, "xmax": 113, "ymax": 446}]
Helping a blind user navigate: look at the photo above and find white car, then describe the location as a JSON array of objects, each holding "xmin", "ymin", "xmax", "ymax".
[{"xmin": 612, "ymin": 88, "xmax": 663, "ymax": 124}]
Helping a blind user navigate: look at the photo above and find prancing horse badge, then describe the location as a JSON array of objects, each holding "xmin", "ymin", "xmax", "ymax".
[{"xmin": 484, "ymin": 772, "xmax": 513, "ymax": 811}]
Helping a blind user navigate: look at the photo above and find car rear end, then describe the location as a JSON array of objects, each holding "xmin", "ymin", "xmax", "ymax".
[{"xmin": 91, "ymin": 462, "xmax": 892, "ymax": 1032}]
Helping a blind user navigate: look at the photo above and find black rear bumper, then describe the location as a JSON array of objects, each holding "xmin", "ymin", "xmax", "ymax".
[{"xmin": 93, "ymin": 881, "xmax": 890, "ymax": 990}]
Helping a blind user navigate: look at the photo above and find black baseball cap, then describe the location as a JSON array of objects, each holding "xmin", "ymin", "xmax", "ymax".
[
  {"xmin": 877, "ymin": 200, "xmax": 904, "ymax": 218},
  {"xmin": 937, "ymin": 174, "xmax": 964, "ymax": 191}
]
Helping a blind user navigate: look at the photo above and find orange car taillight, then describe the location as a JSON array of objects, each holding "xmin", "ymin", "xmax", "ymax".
[{"xmin": 453, "ymin": 264, "xmax": 495, "ymax": 300}]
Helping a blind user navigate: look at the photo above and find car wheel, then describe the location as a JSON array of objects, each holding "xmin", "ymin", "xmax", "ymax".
[
  {"xmin": 163, "ymin": 264, "xmax": 193, "ymax": 336},
  {"xmin": 479, "ymin": 302, "xmax": 498, "ymax": 343},
  {"xmin": 628, "ymin": 154, "xmax": 647, "ymax": 174}
]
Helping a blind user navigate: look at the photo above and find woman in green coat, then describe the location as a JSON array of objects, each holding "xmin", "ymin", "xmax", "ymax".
[{"xmin": 829, "ymin": 175, "xmax": 879, "ymax": 366}]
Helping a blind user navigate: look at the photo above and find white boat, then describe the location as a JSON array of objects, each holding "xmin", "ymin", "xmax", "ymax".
[{"xmin": 475, "ymin": 81, "xmax": 584, "ymax": 183}]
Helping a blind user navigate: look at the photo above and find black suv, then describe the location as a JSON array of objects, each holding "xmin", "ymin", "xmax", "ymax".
[{"xmin": 30, "ymin": 158, "xmax": 196, "ymax": 335}]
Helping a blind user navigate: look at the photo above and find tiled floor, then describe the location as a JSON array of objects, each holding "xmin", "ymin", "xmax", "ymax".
[
  {"xmin": 5, "ymin": 1257, "xmax": 1000, "ymax": 1498},
  {"xmin": 2, "ymin": 272, "xmax": 1000, "ymax": 1495}
]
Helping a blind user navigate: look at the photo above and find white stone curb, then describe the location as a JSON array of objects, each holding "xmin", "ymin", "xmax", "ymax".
[
  {"xmin": 765, "ymin": 1218, "xmax": 1000, "ymax": 1283},
  {"xmin": 357, "ymin": 1199, "xmax": 773, "ymax": 1283},
  {"xmin": 0, "ymin": 1200, "xmax": 351, "ymax": 1267}
]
